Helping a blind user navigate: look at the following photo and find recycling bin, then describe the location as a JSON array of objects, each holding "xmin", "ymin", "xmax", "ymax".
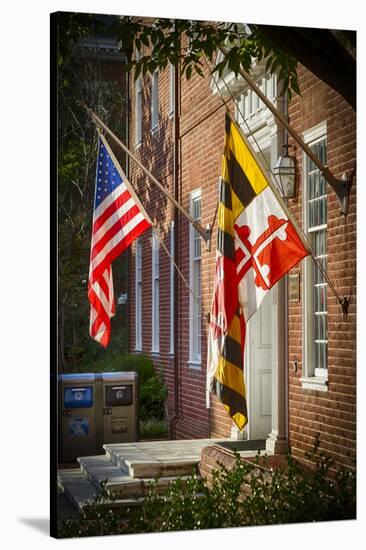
[
  {"xmin": 59, "ymin": 373, "xmax": 99, "ymax": 462},
  {"xmin": 100, "ymin": 372, "xmax": 139, "ymax": 444}
]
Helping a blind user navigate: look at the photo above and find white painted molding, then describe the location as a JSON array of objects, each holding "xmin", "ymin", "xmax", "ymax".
[
  {"xmin": 187, "ymin": 361, "xmax": 201, "ymax": 370},
  {"xmin": 302, "ymin": 121, "xmax": 327, "ymax": 145},
  {"xmin": 300, "ymin": 376, "xmax": 329, "ymax": 392}
]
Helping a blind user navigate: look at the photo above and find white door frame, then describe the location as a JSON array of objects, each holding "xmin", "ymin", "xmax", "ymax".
[
  {"xmin": 215, "ymin": 66, "xmax": 289, "ymax": 452},
  {"xmin": 230, "ymin": 93, "xmax": 289, "ymax": 452}
]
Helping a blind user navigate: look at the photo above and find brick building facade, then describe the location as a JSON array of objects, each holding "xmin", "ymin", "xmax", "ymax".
[{"xmin": 126, "ymin": 40, "xmax": 356, "ymax": 468}]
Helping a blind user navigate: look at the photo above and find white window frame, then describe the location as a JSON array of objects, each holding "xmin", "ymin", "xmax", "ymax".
[
  {"xmin": 244, "ymin": 91, "xmax": 250, "ymax": 118},
  {"xmin": 252, "ymin": 84, "xmax": 260, "ymax": 112},
  {"xmin": 258, "ymin": 78, "xmax": 265, "ymax": 110},
  {"xmin": 135, "ymin": 238, "xmax": 142, "ymax": 351},
  {"xmin": 169, "ymin": 63, "xmax": 175, "ymax": 116},
  {"xmin": 135, "ymin": 64, "xmax": 142, "ymax": 145},
  {"xmin": 248, "ymin": 89, "xmax": 254, "ymax": 116},
  {"xmin": 151, "ymin": 231, "xmax": 160, "ymax": 353},
  {"xmin": 301, "ymin": 121, "xmax": 328, "ymax": 391},
  {"xmin": 151, "ymin": 70, "xmax": 159, "ymax": 131},
  {"xmin": 235, "ymin": 94, "xmax": 245, "ymax": 125},
  {"xmin": 169, "ymin": 221, "xmax": 175, "ymax": 354},
  {"xmin": 188, "ymin": 189, "xmax": 202, "ymax": 368}
]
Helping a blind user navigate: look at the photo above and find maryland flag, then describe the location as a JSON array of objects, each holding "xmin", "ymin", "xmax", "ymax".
[{"xmin": 207, "ymin": 113, "xmax": 309, "ymax": 430}]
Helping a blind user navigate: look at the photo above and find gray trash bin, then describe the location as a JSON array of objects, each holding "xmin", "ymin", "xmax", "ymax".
[
  {"xmin": 59, "ymin": 371, "xmax": 139, "ymax": 462},
  {"xmin": 100, "ymin": 372, "xmax": 139, "ymax": 444},
  {"xmin": 59, "ymin": 373, "xmax": 98, "ymax": 462}
]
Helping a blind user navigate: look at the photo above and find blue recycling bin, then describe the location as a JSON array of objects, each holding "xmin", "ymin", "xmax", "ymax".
[
  {"xmin": 59, "ymin": 371, "xmax": 139, "ymax": 462},
  {"xmin": 59, "ymin": 374, "xmax": 99, "ymax": 462}
]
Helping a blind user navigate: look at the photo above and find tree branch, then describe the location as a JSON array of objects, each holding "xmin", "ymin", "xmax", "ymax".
[{"xmin": 255, "ymin": 25, "xmax": 356, "ymax": 110}]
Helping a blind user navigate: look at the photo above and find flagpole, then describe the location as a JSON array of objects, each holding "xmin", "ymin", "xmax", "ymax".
[
  {"xmin": 205, "ymin": 54, "xmax": 349, "ymax": 314},
  {"xmin": 97, "ymin": 129, "xmax": 202, "ymax": 309},
  {"xmin": 97, "ymin": 130, "xmax": 154, "ymax": 227},
  {"xmin": 228, "ymin": 112, "xmax": 348, "ymax": 313},
  {"xmin": 217, "ymin": 45, "xmax": 352, "ymax": 216},
  {"xmin": 227, "ymin": 112, "xmax": 310, "ymax": 252},
  {"xmin": 85, "ymin": 105, "xmax": 211, "ymax": 245}
]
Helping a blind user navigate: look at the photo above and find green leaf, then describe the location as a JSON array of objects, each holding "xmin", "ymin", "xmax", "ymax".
[
  {"xmin": 194, "ymin": 64, "xmax": 204, "ymax": 78},
  {"xmin": 185, "ymin": 65, "xmax": 193, "ymax": 80},
  {"xmin": 271, "ymin": 59, "xmax": 279, "ymax": 73},
  {"xmin": 140, "ymin": 33, "xmax": 149, "ymax": 47},
  {"xmin": 265, "ymin": 55, "xmax": 273, "ymax": 73},
  {"xmin": 134, "ymin": 62, "xmax": 142, "ymax": 80}
]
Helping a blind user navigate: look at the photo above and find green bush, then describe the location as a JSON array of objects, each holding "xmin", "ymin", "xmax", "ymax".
[
  {"xmin": 77, "ymin": 352, "xmax": 155, "ymax": 384},
  {"xmin": 139, "ymin": 418, "xmax": 168, "ymax": 440},
  {"xmin": 128, "ymin": 437, "xmax": 356, "ymax": 533},
  {"xmin": 59, "ymin": 437, "xmax": 356, "ymax": 538},
  {"xmin": 58, "ymin": 481, "xmax": 127, "ymax": 538},
  {"xmin": 140, "ymin": 374, "xmax": 168, "ymax": 421}
]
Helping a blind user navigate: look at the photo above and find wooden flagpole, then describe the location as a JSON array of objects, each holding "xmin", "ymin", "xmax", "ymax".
[
  {"xmin": 97, "ymin": 130, "xmax": 154, "ymax": 227},
  {"xmin": 227, "ymin": 112, "xmax": 312, "ymax": 255},
  {"xmin": 227, "ymin": 111, "xmax": 348, "ymax": 313},
  {"xmin": 208, "ymin": 55, "xmax": 349, "ymax": 314},
  {"xmin": 218, "ymin": 45, "xmax": 352, "ymax": 217},
  {"xmin": 85, "ymin": 105, "xmax": 211, "ymax": 245},
  {"xmin": 97, "ymin": 128, "xmax": 202, "ymax": 309}
]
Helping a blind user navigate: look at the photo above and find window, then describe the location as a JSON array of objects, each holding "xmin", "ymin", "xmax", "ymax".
[
  {"xmin": 135, "ymin": 239, "xmax": 142, "ymax": 350},
  {"xmin": 169, "ymin": 63, "xmax": 175, "ymax": 116},
  {"xmin": 189, "ymin": 190, "xmax": 202, "ymax": 366},
  {"xmin": 258, "ymin": 78, "xmax": 265, "ymax": 109},
  {"xmin": 135, "ymin": 72, "xmax": 142, "ymax": 145},
  {"xmin": 170, "ymin": 221, "xmax": 175, "ymax": 354},
  {"xmin": 247, "ymin": 89, "xmax": 254, "ymax": 116},
  {"xmin": 152, "ymin": 231, "xmax": 160, "ymax": 352},
  {"xmin": 151, "ymin": 70, "xmax": 159, "ymax": 130},
  {"xmin": 265, "ymin": 73, "xmax": 275, "ymax": 102},
  {"xmin": 244, "ymin": 91, "xmax": 250, "ymax": 118},
  {"xmin": 252, "ymin": 84, "xmax": 259, "ymax": 111},
  {"xmin": 302, "ymin": 122, "xmax": 328, "ymax": 390},
  {"xmin": 235, "ymin": 94, "xmax": 245, "ymax": 126}
]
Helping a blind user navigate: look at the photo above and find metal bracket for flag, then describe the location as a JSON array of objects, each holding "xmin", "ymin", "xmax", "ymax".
[
  {"xmin": 216, "ymin": 47, "xmax": 356, "ymax": 218},
  {"xmin": 192, "ymin": 221, "xmax": 212, "ymax": 250},
  {"xmin": 206, "ymin": 224, "xmax": 212, "ymax": 252},
  {"xmin": 322, "ymin": 166, "xmax": 354, "ymax": 217},
  {"xmin": 339, "ymin": 296, "xmax": 350, "ymax": 318}
]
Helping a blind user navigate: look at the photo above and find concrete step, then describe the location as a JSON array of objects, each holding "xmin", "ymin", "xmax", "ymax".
[
  {"xmin": 78, "ymin": 455, "xmax": 131, "ymax": 483},
  {"xmin": 58, "ymin": 468, "xmax": 144, "ymax": 512},
  {"xmin": 104, "ymin": 441, "xmax": 208, "ymax": 478},
  {"xmin": 127, "ymin": 458, "xmax": 198, "ymax": 478},
  {"xmin": 57, "ymin": 439, "xmax": 225, "ymax": 513},
  {"xmin": 77, "ymin": 454, "xmax": 193, "ymax": 498}
]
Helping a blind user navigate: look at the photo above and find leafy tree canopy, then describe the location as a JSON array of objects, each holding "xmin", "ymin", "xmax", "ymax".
[
  {"xmin": 112, "ymin": 17, "xmax": 356, "ymax": 109},
  {"xmin": 57, "ymin": 12, "xmax": 128, "ymax": 371}
]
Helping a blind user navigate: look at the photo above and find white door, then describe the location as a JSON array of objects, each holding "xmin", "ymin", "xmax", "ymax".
[{"xmin": 246, "ymin": 288, "xmax": 274, "ymax": 440}]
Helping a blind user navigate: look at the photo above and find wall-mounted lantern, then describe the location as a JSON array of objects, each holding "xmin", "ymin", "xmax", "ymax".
[{"xmin": 273, "ymin": 144, "xmax": 296, "ymax": 199}]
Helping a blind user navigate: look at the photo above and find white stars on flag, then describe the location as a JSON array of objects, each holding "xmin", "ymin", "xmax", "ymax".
[{"xmin": 88, "ymin": 135, "xmax": 151, "ymax": 348}]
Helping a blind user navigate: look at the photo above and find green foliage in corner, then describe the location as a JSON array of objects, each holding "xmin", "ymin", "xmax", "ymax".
[
  {"xmin": 59, "ymin": 437, "xmax": 356, "ymax": 538},
  {"xmin": 128, "ymin": 436, "xmax": 356, "ymax": 533}
]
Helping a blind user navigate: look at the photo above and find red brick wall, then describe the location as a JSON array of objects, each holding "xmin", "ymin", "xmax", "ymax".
[
  {"xmin": 287, "ymin": 65, "xmax": 356, "ymax": 468},
  {"xmin": 128, "ymin": 61, "xmax": 175, "ymax": 411},
  {"xmin": 177, "ymin": 62, "xmax": 234, "ymax": 439},
  {"xmin": 128, "ymin": 55, "xmax": 232, "ymax": 439},
  {"xmin": 127, "ymin": 51, "xmax": 356, "ymax": 464}
]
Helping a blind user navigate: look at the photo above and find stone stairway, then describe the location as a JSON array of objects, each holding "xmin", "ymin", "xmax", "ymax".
[{"xmin": 58, "ymin": 438, "xmax": 226, "ymax": 513}]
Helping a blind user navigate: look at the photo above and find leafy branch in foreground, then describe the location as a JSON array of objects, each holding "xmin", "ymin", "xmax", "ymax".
[
  {"xmin": 129, "ymin": 438, "xmax": 356, "ymax": 533},
  {"xmin": 59, "ymin": 436, "xmax": 356, "ymax": 538},
  {"xmin": 112, "ymin": 18, "xmax": 299, "ymax": 99}
]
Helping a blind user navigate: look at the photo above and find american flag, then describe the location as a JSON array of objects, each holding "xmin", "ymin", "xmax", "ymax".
[{"xmin": 88, "ymin": 135, "xmax": 151, "ymax": 347}]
